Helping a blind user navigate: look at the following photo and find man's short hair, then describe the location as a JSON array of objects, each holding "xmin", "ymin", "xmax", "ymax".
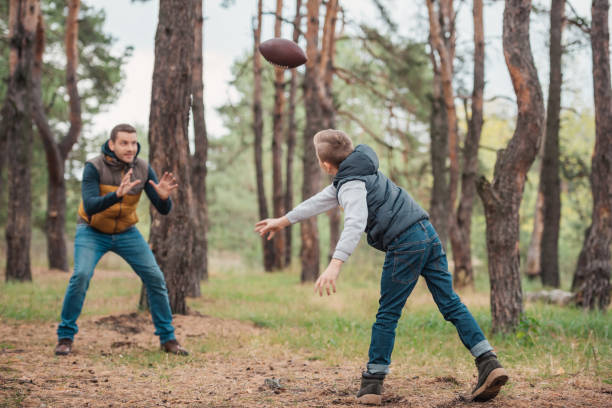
[
  {"xmin": 110, "ymin": 123, "xmax": 137, "ymax": 142},
  {"xmin": 313, "ymin": 129, "xmax": 354, "ymax": 167}
]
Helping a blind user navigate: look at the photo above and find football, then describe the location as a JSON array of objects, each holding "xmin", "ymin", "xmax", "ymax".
[{"xmin": 258, "ymin": 38, "xmax": 307, "ymax": 69}]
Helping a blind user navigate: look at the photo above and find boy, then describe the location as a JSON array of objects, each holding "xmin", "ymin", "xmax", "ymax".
[{"xmin": 255, "ymin": 129, "xmax": 508, "ymax": 404}]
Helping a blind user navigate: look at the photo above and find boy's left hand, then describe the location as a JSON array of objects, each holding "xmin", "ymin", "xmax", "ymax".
[{"xmin": 314, "ymin": 259, "xmax": 344, "ymax": 296}]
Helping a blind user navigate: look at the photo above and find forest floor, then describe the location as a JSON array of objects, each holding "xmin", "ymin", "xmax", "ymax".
[{"xmin": 1, "ymin": 265, "xmax": 611, "ymax": 407}]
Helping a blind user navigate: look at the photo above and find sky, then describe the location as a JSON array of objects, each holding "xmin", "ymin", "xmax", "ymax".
[{"xmin": 92, "ymin": 0, "xmax": 596, "ymax": 140}]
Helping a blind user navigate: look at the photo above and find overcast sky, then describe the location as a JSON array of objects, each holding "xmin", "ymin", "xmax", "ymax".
[{"xmin": 92, "ymin": 0, "xmax": 596, "ymax": 140}]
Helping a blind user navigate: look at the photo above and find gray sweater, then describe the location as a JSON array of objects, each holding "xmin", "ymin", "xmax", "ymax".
[{"xmin": 285, "ymin": 180, "xmax": 367, "ymax": 262}]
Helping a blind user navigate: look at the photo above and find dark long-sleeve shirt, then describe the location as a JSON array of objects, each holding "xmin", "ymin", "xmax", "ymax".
[{"xmin": 81, "ymin": 162, "xmax": 172, "ymax": 216}]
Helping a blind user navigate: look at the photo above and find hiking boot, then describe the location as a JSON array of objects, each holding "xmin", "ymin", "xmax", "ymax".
[
  {"xmin": 356, "ymin": 371, "xmax": 385, "ymax": 405},
  {"xmin": 54, "ymin": 338, "xmax": 73, "ymax": 356},
  {"xmin": 161, "ymin": 339, "xmax": 189, "ymax": 356},
  {"xmin": 471, "ymin": 351, "xmax": 508, "ymax": 402}
]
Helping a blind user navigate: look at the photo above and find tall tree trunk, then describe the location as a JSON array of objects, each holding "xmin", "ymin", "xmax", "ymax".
[
  {"xmin": 189, "ymin": 0, "xmax": 207, "ymax": 297},
  {"xmin": 300, "ymin": 0, "xmax": 323, "ymax": 282},
  {"xmin": 253, "ymin": 0, "xmax": 275, "ymax": 271},
  {"xmin": 2, "ymin": 0, "xmax": 40, "ymax": 282},
  {"xmin": 427, "ymin": 0, "xmax": 459, "ymax": 212},
  {"xmin": 272, "ymin": 0, "xmax": 286, "ymax": 270},
  {"xmin": 427, "ymin": 4, "xmax": 451, "ymax": 248},
  {"xmin": 31, "ymin": 0, "xmax": 82, "ymax": 273},
  {"xmin": 429, "ymin": 68, "xmax": 449, "ymax": 247},
  {"xmin": 540, "ymin": 0, "xmax": 565, "ymax": 288},
  {"xmin": 322, "ymin": 0, "xmax": 340, "ymax": 260},
  {"xmin": 525, "ymin": 184, "xmax": 544, "ymax": 278},
  {"xmin": 476, "ymin": 0, "xmax": 544, "ymax": 333},
  {"xmin": 284, "ymin": 0, "xmax": 303, "ymax": 267},
  {"xmin": 571, "ymin": 0, "xmax": 612, "ymax": 310},
  {"xmin": 452, "ymin": 0, "xmax": 484, "ymax": 288},
  {"xmin": 147, "ymin": 0, "xmax": 196, "ymax": 314}
]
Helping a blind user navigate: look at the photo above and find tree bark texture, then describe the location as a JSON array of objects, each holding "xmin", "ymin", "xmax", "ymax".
[
  {"xmin": 525, "ymin": 186, "xmax": 544, "ymax": 278},
  {"xmin": 284, "ymin": 0, "xmax": 302, "ymax": 267},
  {"xmin": 321, "ymin": 0, "xmax": 340, "ymax": 259},
  {"xmin": 428, "ymin": 67, "xmax": 449, "ymax": 247},
  {"xmin": 2, "ymin": 0, "xmax": 39, "ymax": 282},
  {"xmin": 253, "ymin": 0, "xmax": 275, "ymax": 271},
  {"xmin": 31, "ymin": 0, "xmax": 82, "ymax": 273},
  {"xmin": 539, "ymin": 0, "xmax": 565, "ymax": 288},
  {"xmin": 272, "ymin": 0, "xmax": 286, "ymax": 270},
  {"xmin": 190, "ymin": 0, "xmax": 207, "ymax": 296},
  {"xmin": 300, "ymin": 0, "xmax": 323, "ymax": 282},
  {"xmin": 476, "ymin": 0, "xmax": 544, "ymax": 333},
  {"xmin": 426, "ymin": 0, "xmax": 459, "ymax": 211},
  {"xmin": 571, "ymin": 0, "xmax": 612, "ymax": 310},
  {"xmin": 451, "ymin": 0, "xmax": 484, "ymax": 288},
  {"xmin": 147, "ymin": 0, "xmax": 195, "ymax": 314},
  {"xmin": 427, "ymin": 2, "xmax": 451, "ymax": 249}
]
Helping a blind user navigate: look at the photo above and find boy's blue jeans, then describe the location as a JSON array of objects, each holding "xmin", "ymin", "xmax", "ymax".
[
  {"xmin": 57, "ymin": 224, "xmax": 176, "ymax": 343},
  {"xmin": 367, "ymin": 219, "xmax": 493, "ymax": 375}
]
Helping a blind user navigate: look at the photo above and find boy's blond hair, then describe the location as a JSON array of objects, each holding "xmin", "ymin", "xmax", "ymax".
[{"xmin": 313, "ymin": 129, "xmax": 354, "ymax": 167}]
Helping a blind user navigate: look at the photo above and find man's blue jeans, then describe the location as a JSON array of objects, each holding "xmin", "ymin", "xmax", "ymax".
[
  {"xmin": 57, "ymin": 224, "xmax": 176, "ymax": 343},
  {"xmin": 367, "ymin": 219, "xmax": 493, "ymax": 375}
]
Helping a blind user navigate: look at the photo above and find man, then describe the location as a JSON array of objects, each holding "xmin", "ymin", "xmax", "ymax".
[{"xmin": 55, "ymin": 123, "xmax": 188, "ymax": 356}]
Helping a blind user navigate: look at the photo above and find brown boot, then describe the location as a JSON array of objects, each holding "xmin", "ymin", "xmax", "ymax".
[
  {"xmin": 356, "ymin": 372, "xmax": 385, "ymax": 405},
  {"xmin": 54, "ymin": 338, "xmax": 73, "ymax": 356},
  {"xmin": 161, "ymin": 339, "xmax": 189, "ymax": 356},
  {"xmin": 471, "ymin": 351, "xmax": 508, "ymax": 402}
]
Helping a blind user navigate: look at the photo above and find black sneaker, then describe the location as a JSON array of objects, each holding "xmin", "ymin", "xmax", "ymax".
[
  {"xmin": 356, "ymin": 371, "xmax": 385, "ymax": 405},
  {"xmin": 471, "ymin": 351, "xmax": 508, "ymax": 402}
]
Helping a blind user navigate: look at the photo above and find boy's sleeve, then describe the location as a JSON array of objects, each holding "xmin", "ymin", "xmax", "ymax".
[
  {"xmin": 285, "ymin": 184, "xmax": 338, "ymax": 224},
  {"xmin": 144, "ymin": 166, "xmax": 172, "ymax": 215},
  {"xmin": 82, "ymin": 162, "xmax": 122, "ymax": 216},
  {"xmin": 332, "ymin": 180, "xmax": 368, "ymax": 261}
]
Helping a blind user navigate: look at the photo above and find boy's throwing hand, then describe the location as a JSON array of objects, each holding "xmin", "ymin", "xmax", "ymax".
[
  {"xmin": 314, "ymin": 259, "xmax": 343, "ymax": 296},
  {"xmin": 255, "ymin": 216, "xmax": 291, "ymax": 240}
]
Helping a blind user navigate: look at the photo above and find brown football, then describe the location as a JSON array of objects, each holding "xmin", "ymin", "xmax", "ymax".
[{"xmin": 259, "ymin": 38, "xmax": 307, "ymax": 69}]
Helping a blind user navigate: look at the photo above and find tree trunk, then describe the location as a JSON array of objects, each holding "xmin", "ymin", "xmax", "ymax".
[
  {"xmin": 284, "ymin": 0, "xmax": 303, "ymax": 267},
  {"xmin": 272, "ymin": 0, "xmax": 286, "ymax": 270},
  {"xmin": 253, "ymin": 0, "xmax": 275, "ymax": 271},
  {"xmin": 3, "ymin": 0, "xmax": 40, "ymax": 282},
  {"xmin": 31, "ymin": 0, "xmax": 82, "ymax": 273},
  {"xmin": 147, "ymin": 0, "xmax": 195, "ymax": 314},
  {"xmin": 189, "ymin": 0, "xmax": 207, "ymax": 296},
  {"xmin": 427, "ymin": 6, "xmax": 450, "ymax": 249},
  {"xmin": 426, "ymin": 0, "xmax": 459, "ymax": 211},
  {"xmin": 451, "ymin": 0, "xmax": 484, "ymax": 289},
  {"xmin": 571, "ymin": 0, "xmax": 612, "ymax": 310},
  {"xmin": 525, "ymin": 187, "xmax": 544, "ymax": 278},
  {"xmin": 321, "ymin": 0, "xmax": 340, "ymax": 260},
  {"xmin": 300, "ymin": 0, "xmax": 323, "ymax": 282},
  {"xmin": 45, "ymin": 171, "xmax": 69, "ymax": 271},
  {"xmin": 540, "ymin": 0, "xmax": 565, "ymax": 288},
  {"xmin": 429, "ymin": 69, "xmax": 449, "ymax": 247},
  {"xmin": 476, "ymin": 0, "xmax": 544, "ymax": 333}
]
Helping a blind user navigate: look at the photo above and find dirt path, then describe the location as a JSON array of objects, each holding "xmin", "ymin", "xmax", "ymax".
[{"xmin": 1, "ymin": 312, "xmax": 611, "ymax": 407}]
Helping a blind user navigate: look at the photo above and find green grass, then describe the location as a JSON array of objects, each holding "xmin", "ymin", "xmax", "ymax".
[{"xmin": 1, "ymin": 251, "xmax": 610, "ymax": 383}]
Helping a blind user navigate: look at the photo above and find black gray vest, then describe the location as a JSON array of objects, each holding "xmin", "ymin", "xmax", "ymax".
[{"xmin": 333, "ymin": 144, "xmax": 429, "ymax": 251}]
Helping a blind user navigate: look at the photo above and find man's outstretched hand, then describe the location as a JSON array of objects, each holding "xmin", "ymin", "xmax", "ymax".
[
  {"xmin": 255, "ymin": 216, "xmax": 291, "ymax": 240},
  {"xmin": 149, "ymin": 171, "xmax": 178, "ymax": 200},
  {"xmin": 116, "ymin": 169, "xmax": 141, "ymax": 198}
]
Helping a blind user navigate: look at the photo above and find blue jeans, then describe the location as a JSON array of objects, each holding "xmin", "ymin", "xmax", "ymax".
[
  {"xmin": 367, "ymin": 220, "xmax": 492, "ymax": 374},
  {"xmin": 57, "ymin": 224, "xmax": 176, "ymax": 343}
]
